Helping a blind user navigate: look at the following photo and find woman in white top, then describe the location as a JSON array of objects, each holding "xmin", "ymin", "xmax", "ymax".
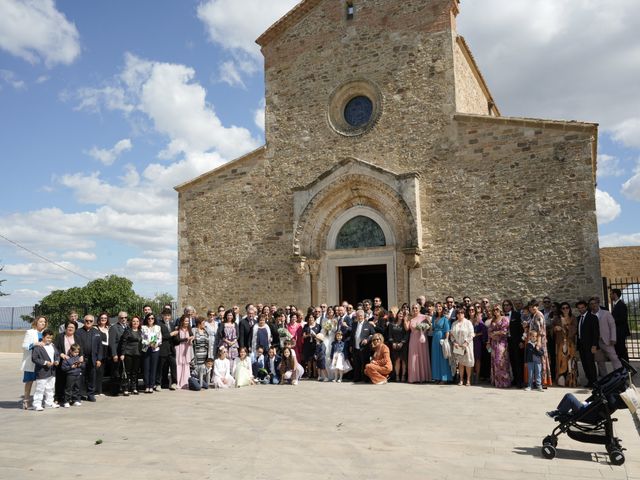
[
  {"xmin": 141, "ymin": 313, "xmax": 162, "ymax": 393},
  {"xmin": 213, "ymin": 348, "xmax": 235, "ymax": 388},
  {"xmin": 20, "ymin": 316, "xmax": 48, "ymax": 409},
  {"xmin": 450, "ymin": 308, "xmax": 475, "ymax": 386}
]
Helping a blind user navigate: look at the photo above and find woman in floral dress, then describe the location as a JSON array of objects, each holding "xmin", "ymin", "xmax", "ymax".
[
  {"xmin": 553, "ymin": 301, "xmax": 578, "ymax": 387},
  {"xmin": 219, "ymin": 310, "xmax": 239, "ymax": 362},
  {"xmin": 528, "ymin": 300, "xmax": 552, "ymax": 386},
  {"xmin": 488, "ymin": 305, "xmax": 511, "ymax": 388}
]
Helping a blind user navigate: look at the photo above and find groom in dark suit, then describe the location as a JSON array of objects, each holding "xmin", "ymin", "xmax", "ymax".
[
  {"xmin": 351, "ymin": 309, "xmax": 376, "ymax": 382},
  {"xmin": 575, "ymin": 300, "xmax": 600, "ymax": 388}
]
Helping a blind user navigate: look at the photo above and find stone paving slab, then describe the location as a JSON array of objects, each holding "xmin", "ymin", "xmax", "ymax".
[{"xmin": 1, "ymin": 353, "xmax": 639, "ymax": 480}]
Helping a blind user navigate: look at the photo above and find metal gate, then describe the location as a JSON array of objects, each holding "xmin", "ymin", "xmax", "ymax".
[{"xmin": 602, "ymin": 277, "xmax": 639, "ymax": 361}]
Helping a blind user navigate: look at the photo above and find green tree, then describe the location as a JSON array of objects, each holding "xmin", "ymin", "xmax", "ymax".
[
  {"xmin": 34, "ymin": 275, "xmax": 146, "ymax": 332},
  {"xmin": 147, "ymin": 292, "xmax": 174, "ymax": 309}
]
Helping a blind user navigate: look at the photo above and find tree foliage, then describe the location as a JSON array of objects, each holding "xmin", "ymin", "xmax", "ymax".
[
  {"xmin": 0, "ymin": 264, "xmax": 8, "ymax": 297},
  {"xmin": 34, "ymin": 275, "xmax": 147, "ymax": 332}
]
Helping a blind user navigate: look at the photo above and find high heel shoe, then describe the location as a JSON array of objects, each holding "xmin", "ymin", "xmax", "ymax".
[{"xmin": 22, "ymin": 398, "xmax": 30, "ymax": 410}]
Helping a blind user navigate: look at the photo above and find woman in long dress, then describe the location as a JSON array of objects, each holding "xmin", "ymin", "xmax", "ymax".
[
  {"xmin": 470, "ymin": 305, "xmax": 487, "ymax": 383},
  {"xmin": 218, "ymin": 310, "xmax": 239, "ymax": 362},
  {"xmin": 450, "ymin": 309, "xmax": 475, "ymax": 386},
  {"xmin": 387, "ymin": 310, "xmax": 409, "ymax": 382},
  {"xmin": 528, "ymin": 300, "xmax": 552, "ymax": 386},
  {"xmin": 192, "ymin": 317, "xmax": 210, "ymax": 369},
  {"xmin": 233, "ymin": 347, "xmax": 255, "ymax": 387},
  {"xmin": 175, "ymin": 315, "xmax": 194, "ymax": 389},
  {"xmin": 553, "ymin": 301, "xmax": 578, "ymax": 387},
  {"xmin": 431, "ymin": 302, "xmax": 451, "ymax": 383},
  {"xmin": 488, "ymin": 305, "xmax": 511, "ymax": 388},
  {"xmin": 405, "ymin": 303, "xmax": 431, "ymax": 383},
  {"xmin": 321, "ymin": 310, "xmax": 337, "ymax": 380}
]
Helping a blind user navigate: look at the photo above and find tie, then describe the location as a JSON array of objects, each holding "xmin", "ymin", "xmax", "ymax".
[{"xmin": 578, "ymin": 314, "xmax": 584, "ymax": 339}]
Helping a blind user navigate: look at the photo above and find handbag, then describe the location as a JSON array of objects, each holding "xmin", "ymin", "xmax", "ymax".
[
  {"xmin": 440, "ymin": 339, "xmax": 451, "ymax": 359},
  {"xmin": 453, "ymin": 345, "xmax": 465, "ymax": 356},
  {"xmin": 620, "ymin": 374, "xmax": 639, "ymax": 414}
]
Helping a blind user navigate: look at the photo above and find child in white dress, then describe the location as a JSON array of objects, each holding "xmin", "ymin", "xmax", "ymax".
[{"xmin": 213, "ymin": 348, "xmax": 235, "ymax": 389}]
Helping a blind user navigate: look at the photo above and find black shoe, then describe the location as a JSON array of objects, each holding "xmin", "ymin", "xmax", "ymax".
[
  {"xmin": 87, "ymin": 396, "xmax": 96, "ymax": 402},
  {"xmin": 546, "ymin": 410, "xmax": 559, "ymax": 418}
]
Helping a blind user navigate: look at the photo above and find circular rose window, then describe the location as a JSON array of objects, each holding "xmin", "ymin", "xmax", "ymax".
[{"xmin": 328, "ymin": 79, "xmax": 382, "ymax": 137}]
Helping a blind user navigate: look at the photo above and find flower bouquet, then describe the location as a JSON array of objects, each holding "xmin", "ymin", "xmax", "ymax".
[
  {"xmin": 322, "ymin": 320, "xmax": 334, "ymax": 334},
  {"xmin": 415, "ymin": 322, "xmax": 430, "ymax": 343},
  {"xmin": 278, "ymin": 327, "xmax": 292, "ymax": 348}
]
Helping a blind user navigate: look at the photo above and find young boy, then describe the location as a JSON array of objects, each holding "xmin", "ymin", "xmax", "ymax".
[
  {"xmin": 265, "ymin": 346, "xmax": 281, "ymax": 385},
  {"xmin": 524, "ymin": 330, "xmax": 544, "ymax": 392},
  {"xmin": 251, "ymin": 346, "xmax": 270, "ymax": 384},
  {"xmin": 31, "ymin": 329, "xmax": 60, "ymax": 411},
  {"xmin": 61, "ymin": 343, "xmax": 84, "ymax": 407}
]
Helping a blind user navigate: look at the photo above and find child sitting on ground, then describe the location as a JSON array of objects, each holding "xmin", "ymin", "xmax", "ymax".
[
  {"xmin": 60, "ymin": 343, "xmax": 83, "ymax": 407},
  {"xmin": 31, "ymin": 329, "xmax": 60, "ymax": 411},
  {"xmin": 251, "ymin": 346, "xmax": 270, "ymax": 384},
  {"xmin": 213, "ymin": 348, "xmax": 235, "ymax": 389}
]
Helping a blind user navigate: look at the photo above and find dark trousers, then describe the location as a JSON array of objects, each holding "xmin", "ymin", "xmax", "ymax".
[
  {"xmin": 615, "ymin": 335, "xmax": 629, "ymax": 363},
  {"xmin": 579, "ymin": 345, "xmax": 597, "ymax": 386},
  {"xmin": 156, "ymin": 354, "xmax": 177, "ymax": 387},
  {"xmin": 124, "ymin": 355, "xmax": 141, "ymax": 392},
  {"xmin": 94, "ymin": 361, "xmax": 105, "ymax": 395},
  {"xmin": 55, "ymin": 370, "xmax": 67, "ymax": 403},
  {"xmin": 81, "ymin": 361, "xmax": 97, "ymax": 398},
  {"xmin": 508, "ymin": 342, "xmax": 524, "ymax": 387},
  {"xmin": 352, "ymin": 348, "xmax": 369, "ymax": 382},
  {"xmin": 65, "ymin": 375, "xmax": 81, "ymax": 403},
  {"xmin": 143, "ymin": 350, "xmax": 159, "ymax": 388}
]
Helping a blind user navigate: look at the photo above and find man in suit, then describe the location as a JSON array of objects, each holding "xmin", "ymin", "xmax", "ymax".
[
  {"xmin": 157, "ymin": 308, "xmax": 178, "ymax": 390},
  {"xmin": 239, "ymin": 305, "xmax": 258, "ymax": 352},
  {"xmin": 75, "ymin": 315, "xmax": 103, "ymax": 401},
  {"xmin": 108, "ymin": 311, "xmax": 129, "ymax": 395},
  {"xmin": 504, "ymin": 299, "xmax": 524, "ymax": 388},
  {"xmin": 575, "ymin": 300, "xmax": 599, "ymax": 388},
  {"xmin": 351, "ymin": 309, "xmax": 376, "ymax": 382},
  {"xmin": 590, "ymin": 297, "xmax": 621, "ymax": 377},
  {"xmin": 611, "ymin": 288, "xmax": 630, "ymax": 363}
]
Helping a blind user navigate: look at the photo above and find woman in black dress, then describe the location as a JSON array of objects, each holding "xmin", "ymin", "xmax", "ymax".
[
  {"xmin": 119, "ymin": 315, "xmax": 143, "ymax": 395},
  {"xmin": 387, "ymin": 310, "xmax": 409, "ymax": 382},
  {"xmin": 302, "ymin": 313, "xmax": 321, "ymax": 379}
]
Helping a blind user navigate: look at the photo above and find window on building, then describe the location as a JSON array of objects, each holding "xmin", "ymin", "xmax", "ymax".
[
  {"xmin": 335, "ymin": 216, "xmax": 386, "ymax": 249},
  {"xmin": 346, "ymin": 2, "xmax": 354, "ymax": 20}
]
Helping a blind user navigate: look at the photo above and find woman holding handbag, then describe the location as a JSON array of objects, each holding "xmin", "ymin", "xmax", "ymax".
[{"xmin": 450, "ymin": 308, "xmax": 475, "ymax": 386}]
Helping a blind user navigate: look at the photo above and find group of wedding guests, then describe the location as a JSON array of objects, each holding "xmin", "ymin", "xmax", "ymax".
[{"xmin": 19, "ymin": 290, "xmax": 631, "ymax": 410}]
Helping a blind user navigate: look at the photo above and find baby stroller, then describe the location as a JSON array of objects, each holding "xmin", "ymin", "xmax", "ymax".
[{"xmin": 541, "ymin": 359, "xmax": 637, "ymax": 465}]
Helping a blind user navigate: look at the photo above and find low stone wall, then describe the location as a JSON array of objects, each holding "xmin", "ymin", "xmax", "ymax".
[
  {"xmin": 600, "ymin": 246, "xmax": 640, "ymax": 280},
  {"xmin": 0, "ymin": 330, "xmax": 25, "ymax": 354}
]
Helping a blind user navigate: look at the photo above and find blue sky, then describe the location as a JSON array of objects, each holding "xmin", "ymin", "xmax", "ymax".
[{"xmin": 1, "ymin": 0, "xmax": 639, "ymax": 306}]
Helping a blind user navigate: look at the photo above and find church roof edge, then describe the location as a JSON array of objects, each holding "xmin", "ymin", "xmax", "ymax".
[
  {"xmin": 256, "ymin": 0, "xmax": 322, "ymax": 48},
  {"xmin": 456, "ymin": 35, "xmax": 500, "ymax": 116},
  {"xmin": 174, "ymin": 145, "xmax": 266, "ymax": 192}
]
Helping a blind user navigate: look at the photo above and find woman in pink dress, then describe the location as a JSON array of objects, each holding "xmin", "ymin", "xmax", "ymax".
[
  {"xmin": 488, "ymin": 305, "xmax": 511, "ymax": 388},
  {"xmin": 175, "ymin": 315, "xmax": 194, "ymax": 389},
  {"xmin": 404, "ymin": 303, "xmax": 432, "ymax": 383},
  {"xmin": 287, "ymin": 312, "xmax": 304, "ymax": 363}
]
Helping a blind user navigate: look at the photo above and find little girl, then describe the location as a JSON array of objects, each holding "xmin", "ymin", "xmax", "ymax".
[
  {"xmin": 330, "ymin": 331, "xmax": 351, "ymax": 382},
  {"xmin": 279, "ymin": 347, "xmax": 299, "ymax": 385},
  {"xmin": 283, "ymin": 339, "xmax": 305, "ymax": 380},
  {"xmin": 233, "ymin": 347, "xmax": 255, "ymax": 388},
  {"xmin": 213, "ymin": 348, "xmax": 235, "ymax": 389},
  {"xmin": 314, "ymin": 333, "xmax": 328, "ymax": 382}
]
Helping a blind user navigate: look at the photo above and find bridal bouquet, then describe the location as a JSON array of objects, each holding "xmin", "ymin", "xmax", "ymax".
[
  {"xmin": 323, "ymin": 320, "xmax": 335, "ymax": 334},
  {"xmin": 277, "ymin": 328, "xmax": 292, "ymax": 340},
  {"xmin": 415, "ymin": 322, "xmax": 430, "ymax": 343}
]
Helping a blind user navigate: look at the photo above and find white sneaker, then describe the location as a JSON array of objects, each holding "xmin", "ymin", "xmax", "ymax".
[
  {"xmin": 34, "ymin": 405, "xmax": 43, "ymax": 411},
  {"xmin": 170, "ymin": 384, "xmax": 177, "ymax": 391},
  {"xmin": 537, "ymin": 386, "xmax": 544, "ymax": 392},
  {"xmin": 524, "ymin": 386, "xmax": 531, "ymax": 391},
  {"xmin": 323, "ymin": 378, "xmax": 330, "ymax": 382},
  {"xmin": 73, "ymin": 401, "xmax": 82, "ymax": 406},
  {"xmin": 337, "ymin": 379, "xmax": 342, "ymax": 383},
  {"xmin": 63, "ymin": 403, "xmax": 70, "ymax": 408},
  {"xmin": 292, "ymin": 380, "xmax": 298, "ymax": 385},
  {"xmin": 50, "ymin": 403, "xmax": 60, "ymax": 409}
]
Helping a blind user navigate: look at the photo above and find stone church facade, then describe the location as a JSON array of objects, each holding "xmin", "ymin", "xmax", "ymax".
[{"xmin": 176, "ymin": 0, "xmax": 601, "ymax": 310}]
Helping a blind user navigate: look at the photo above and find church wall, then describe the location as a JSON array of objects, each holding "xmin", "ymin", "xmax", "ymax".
[
  {"xmin": 413, "ymin": 114, "xmax": 601, "ymax": 304},
  {"xmin": 453, "ymin": 37, "xmax": 489, "ymax": 115}
]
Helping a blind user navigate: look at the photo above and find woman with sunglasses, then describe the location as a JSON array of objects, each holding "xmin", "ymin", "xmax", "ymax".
[
  {"xmin": 487, "ymin": 305, "xmax": 511, "ymax": 388},
  {"xmin": 552, "ymin": 302, "xmax": 578, "ymax": 387},
  {"xmin": 364, "ymin": 333, "xmax": 392, "ymax": 385}
]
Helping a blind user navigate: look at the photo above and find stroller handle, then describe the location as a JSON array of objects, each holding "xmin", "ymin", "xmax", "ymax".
[{"xmin": 620, "ymin": 358, "xmax": 637, "ymax": 377}]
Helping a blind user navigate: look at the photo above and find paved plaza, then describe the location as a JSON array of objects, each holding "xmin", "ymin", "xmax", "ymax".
[{"xmin": 1, "ymin": 353, "xmax": 639, "ymax": 480}]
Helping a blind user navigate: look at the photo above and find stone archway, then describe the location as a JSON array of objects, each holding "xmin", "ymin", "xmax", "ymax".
[{"xmin": 291, "ymin": 157, "xmax": 423, "ymax": 307}]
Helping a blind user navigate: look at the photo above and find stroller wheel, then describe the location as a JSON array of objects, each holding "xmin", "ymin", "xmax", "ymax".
[
  {"xmin": 609, "ymin": 450, "xmax": 625, "ymax": 466},
  {"xmin": 541, "ymin": 444, "xmax": 556, "ymax": 459},
  {"xmin": 543, "ymin": 435, "xmax": 557, "ymax": 448}
]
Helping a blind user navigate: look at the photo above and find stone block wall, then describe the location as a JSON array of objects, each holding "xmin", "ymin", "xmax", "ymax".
[{"xmin": 600, "ymin": 246, "xmax": 640, "ymax": 280}]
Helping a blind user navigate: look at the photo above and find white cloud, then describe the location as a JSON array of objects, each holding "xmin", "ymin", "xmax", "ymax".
[
  {"xmin": 457, "ymin": 1, "xmax": 640, "ymax": 140},
  {"xmin": 595, "ymin": 188, "xmax": 622, "ymax": 225},
  {"xmin": 35, "ymin": 75, "xmax": 49, "ymax": 84},
  {"xmin": 254, "ymin": 99, "xmax": 265, "ymax": 131},
  {"xmin": 0, "ymin": 0, "xmax": 80, "ymax": 66},
  {"xmin": 3, "ymin": 261, "xmax": 77, "ymax": 282},
  {"xmin": 71, "ymin": 85, "xmax": 134, "ymax": 114},
  {"xmin": 60, "ymin": 251, "xmax": 96, "ymax": 261},
  {"xmin": 611, "ymin": 118, "xmax": 640, "ymax": 149},
  {"xmin": 599, "ymin": 232, "xmax": 640, "ymax": 247},
  {"xmin": 621, "ymin": 161, "xmax": 640, "ymax": 201},
  {"xmin": 87, "ymin": 138, "xmax": 133, "ymax": 166},
  {"xmin": 196, "ymin": 0, "xmax": 297, "ymax": 85},
  {"xmin": 0, "ymin": 69, "xmax": 25, "ymax": 90},
  {"xmin": 120, "ymin": 164, "xmax": 140, "ymax": 188},
  {"xmin": 597, "ymin": 154, "xmax": 624, "ymax": 178}
]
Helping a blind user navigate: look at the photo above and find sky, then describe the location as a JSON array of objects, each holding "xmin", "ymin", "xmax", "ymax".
[{"xmin": 0, "ymin": 0, "xmax": 639, "ymax": 307}]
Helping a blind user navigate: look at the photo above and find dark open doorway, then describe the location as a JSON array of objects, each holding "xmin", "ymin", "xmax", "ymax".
[{"xmin": 339, "ymin": 264, "xmax": 388, "ymax": 308}]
